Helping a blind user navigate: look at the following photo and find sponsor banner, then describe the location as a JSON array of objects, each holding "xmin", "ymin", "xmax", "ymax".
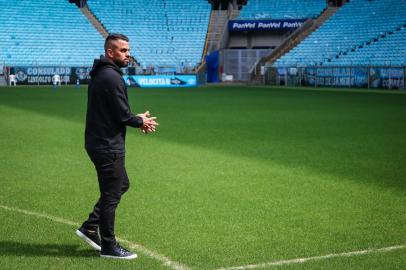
[
  {"xmin": 72, "ymin": 67, "xmax": 92, "ymax": 84},
  {"xmin": 369, "ymin": 67, "xmax": 404, "ymax": 89},
  {"xmin": 302, "ymin": 67, "xmax": 404, "ymax": 89},
  {"xmin": 15, "ymin": 66, "xmax": 71, "ymax": 84},
  {"xmin": 303, "ymin": 67, "xmax": 369, "ymax": 87},
  {"xmin": 123, "ymin": 75, "xmax": 197, "ymax": 88},
  {"xmin": 303, "ymin": 67, "xmax": 316, "ymax": 86},
  {"xmin": 229, "ymin": 19, "xmax": 306, "ymax": 32},
  {"xmin": 13, "ymin": 66, "xmax": 92, "ymax": 85}
]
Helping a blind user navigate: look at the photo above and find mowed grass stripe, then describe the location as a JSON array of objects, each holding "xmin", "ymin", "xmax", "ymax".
[
  {"xmin": 0, "ymin": 86, "xmax": 405, "ymax": 269},
  {"xmin": 1, "ymin": 203, "xmax": 404, "ymax": 270},
  {"xmin": 217, "ymin": 245, "xmax": 406, "ymax": 270},
  {"xmin": 0, "ymin": 204, "xmax": 191, "ymax": 270},
  {"xmin": 0, "ymin": 207, "xmax": 172, "ymax": 270}
]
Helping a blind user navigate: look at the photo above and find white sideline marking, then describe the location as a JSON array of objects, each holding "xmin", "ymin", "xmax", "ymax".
[
  {"xmin": 0, "ymin": 204, "xmax": 191, "ymax": 270},
  {"xmin": 2, "ymin": 204, "xmax": 404, "ymax": 270},
  {"xmin": 217, "ymin": 245, "xmax": 406, "ymax": 270}
]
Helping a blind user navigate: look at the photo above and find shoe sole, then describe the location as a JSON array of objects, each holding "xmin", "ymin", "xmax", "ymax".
[
  {"xmin": 100, "ymin": 254, "xmax": 138, "ymax": 260},
  {"xmin": 75, "ymin": 229, "xmax": 102, "ymax": 251}
]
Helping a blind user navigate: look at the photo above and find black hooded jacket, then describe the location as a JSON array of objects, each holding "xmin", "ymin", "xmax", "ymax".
[{"xmin": 85, "ymin": 56, "xmax": 143, "ymax": 153}]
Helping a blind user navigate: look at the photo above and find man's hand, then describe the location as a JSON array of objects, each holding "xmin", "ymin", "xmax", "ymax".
[{"xmin": 136, "ymin": 111, "xmax": 159, "ymax": 134}]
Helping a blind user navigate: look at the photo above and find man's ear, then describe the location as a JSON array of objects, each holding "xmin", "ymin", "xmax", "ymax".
[{"xmin": 106, "ymin": 48, "xmax": 114, "ymax": 58}]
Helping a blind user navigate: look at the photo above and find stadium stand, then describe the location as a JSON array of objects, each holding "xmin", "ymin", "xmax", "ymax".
[
  {"xmin": 0, "ymin": 0, "xmax": 403, "ymax": 88},
  {"xmin": 87, "ymin": 0, "xmax": 211, "ymax": 69},
  {"xmin": 0, "ymin": 0, "xmax": 104, "ymax": 66},
  {"xmin": 238, "ymin": 0, "xmax": 327, "ymax": 20},
  {"xmin": 273, "ymin": 0, "xmax": 406, "ymax": 67}
]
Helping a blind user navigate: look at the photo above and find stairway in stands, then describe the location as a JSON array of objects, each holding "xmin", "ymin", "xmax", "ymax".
[
  {"xmin": 249, "ymin": 6, "xmax": 340, "ymax": 84},
  {"xmin": 80, "ymin": 5, "xmax": 108, "ymax": 38},
  {"xmin": 205, "ymin": 10, "xmax": 229, "ymax": 55},
  {"xmin": 265, "ymin": 6, "xmax": 339, "ymax": 66}
]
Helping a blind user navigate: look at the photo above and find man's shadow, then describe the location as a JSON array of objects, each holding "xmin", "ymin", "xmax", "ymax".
[{"xmin": 0, "ymin": 241, "xmax": 98, "ymax": 258}]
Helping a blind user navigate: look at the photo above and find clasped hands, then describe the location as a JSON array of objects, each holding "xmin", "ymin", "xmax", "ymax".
[{"xmin": 137, "ymin": 111, "xmax": 159, "ymax": 134}]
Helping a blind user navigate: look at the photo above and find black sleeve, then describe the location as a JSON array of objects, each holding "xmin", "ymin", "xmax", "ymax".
[{"xmin": 105, "ymin": 76, "xmax": 143, "ymax": 128}]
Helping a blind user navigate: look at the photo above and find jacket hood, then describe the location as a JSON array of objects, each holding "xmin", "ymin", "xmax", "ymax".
[{"xmin": 89, "ymin": 55, "xmax": 122, "ymax": 78}]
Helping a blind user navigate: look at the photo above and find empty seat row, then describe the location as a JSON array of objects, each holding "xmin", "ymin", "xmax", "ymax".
[
  {"xmin": 239, "ymin": 0, "xmax": 326, "ymax": 20},
  {"xmin": 87, "ymin": 0, "xmax": 211, "ymax": 68},
  {"xmin": 0, "ymin": 0, "xmax": 104, "ymax": 66},
  {"xmin": 274, "ymin": 0, "xmax": 406, "ymax": 67}
]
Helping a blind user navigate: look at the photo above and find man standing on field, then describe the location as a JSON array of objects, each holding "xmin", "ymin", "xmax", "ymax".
[{"xmin": 76, "ymin": 33, "xmax": 158, "ymax": 259}]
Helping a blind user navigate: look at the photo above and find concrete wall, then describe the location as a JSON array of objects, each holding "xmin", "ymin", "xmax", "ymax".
[{"xmin": 228, "ymin": 32, "xmax": 285, "ymax": 49}]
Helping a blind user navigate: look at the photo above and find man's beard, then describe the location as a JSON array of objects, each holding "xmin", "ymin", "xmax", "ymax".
[{"xmin": 114, "ymin": 58, "xmax": 129, "ymax": 68}]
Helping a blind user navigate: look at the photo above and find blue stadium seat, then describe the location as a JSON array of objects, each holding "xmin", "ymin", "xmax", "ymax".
[
  {"xmin": 274, "ymin": 0, "xmax": 406, "ymax": 67},
  {"xmin": 239, "ymin": 0, "xmax": 326, "ymax": 20},
  {"xmin": 0, "ymin": 0, "xmax": 104, "ymax": 66},
  {"xmin": 87, "ymin": 0, "xmax": 211, "ymax": 69}
]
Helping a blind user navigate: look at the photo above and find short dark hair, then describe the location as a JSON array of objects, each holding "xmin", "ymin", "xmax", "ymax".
[{"xmin": 104, "ymin": 33, "xmax": 129, "ymax": 51}]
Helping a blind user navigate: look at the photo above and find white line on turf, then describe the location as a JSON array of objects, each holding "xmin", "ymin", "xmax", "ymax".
[
  {"xmin": 0, "ymin": 204, "xmax": 191, "ymax": 270},
  {"xmin": 2, "ymin": 204, "xmax": 404, "ymax": 270},
  {"xmin": 216, "ymin": 245, "xmax": 406, "ymax": 270}
]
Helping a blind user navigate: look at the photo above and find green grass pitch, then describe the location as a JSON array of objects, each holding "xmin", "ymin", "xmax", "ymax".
[{"xmin": 0, "ymin": 85, "xmax": 405, "ymax": 270}]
